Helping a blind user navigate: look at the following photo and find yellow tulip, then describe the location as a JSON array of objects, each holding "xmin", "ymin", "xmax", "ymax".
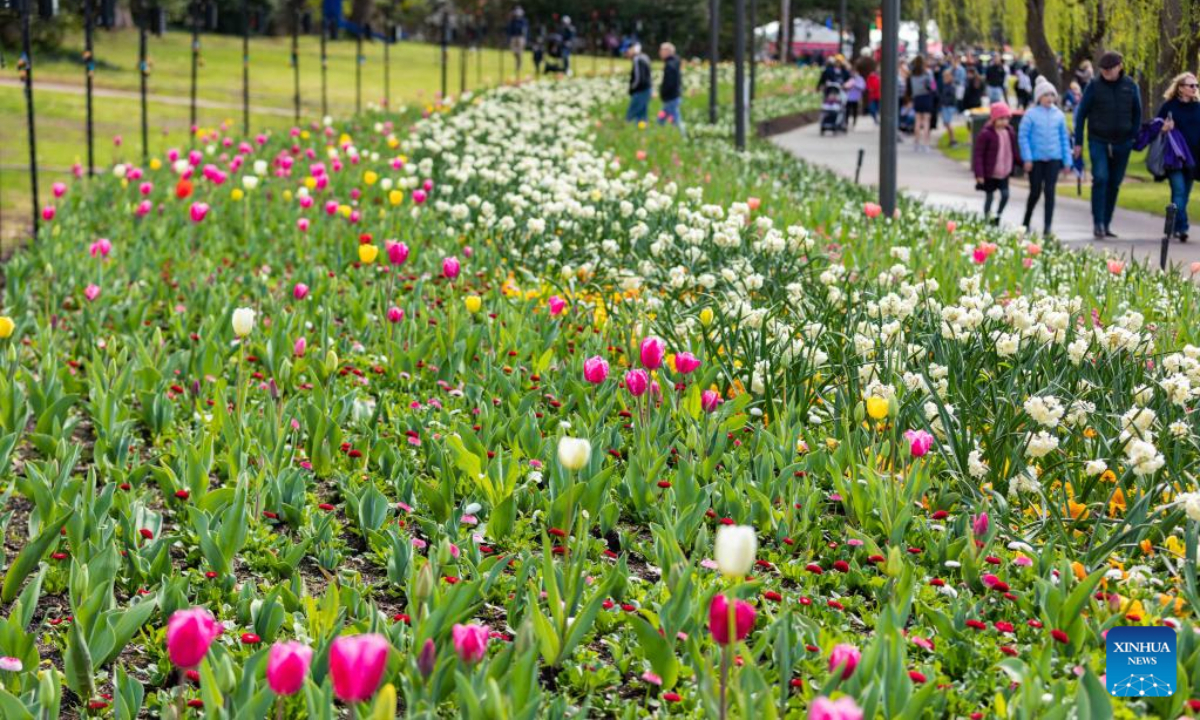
[
  {"xmin": 866, "ymin": 396, "xmax": 889, "ymax": 420},
  {"xmin": 304, "ymin": 177, "xmax": 317, "ymax": 190},
  {"xmin": 699, "ymin": 307, "xmax": 714, "ymax": 326},
  {"xmin": 363, "ymin": 170, "xmax": 378, "ymax": 186},
  {"xmin": 230, "ymin": 188, "xmax": 244, "ymax": 201},
  {"xmin": 282, "ymin": 190, "xmax": 293, "ymax": 202},
  {"xmin": 388, "ymin": 190, "xmax": 404, "ymax": 206},
  {"xmin": 358, "ymin": 244, "xmax": 379, "ymax": 264},
  {"xmin": 339, "ymin": 205, "xmax": 352, "ymax": 218},
  {"xmin": 464, "ymin": 296, "xmax": 482, "ymax": 313},
  {"xmin": 149, "ymin": 158, "xmax": 162, "ymax": 170},
  {"xmin": 0, "ymin": 316, "xmax": 14, "ymax": 339},
  {"xmin": 300, "ymin": 130, "xmax": 310, "ymax": 140}
]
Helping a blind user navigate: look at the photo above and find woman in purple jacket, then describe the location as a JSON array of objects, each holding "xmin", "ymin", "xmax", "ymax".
[{"xmin": 972, "ymin": 102, "xmax": 1022, "ymax": 225}]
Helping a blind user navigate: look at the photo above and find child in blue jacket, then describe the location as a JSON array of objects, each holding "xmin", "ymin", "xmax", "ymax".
[{"xmin": 1019, "ymin": 78, "xmax": 1073, "ymax": 234}]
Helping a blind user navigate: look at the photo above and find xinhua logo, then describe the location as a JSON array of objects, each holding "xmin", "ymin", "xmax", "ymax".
[{"xmin": 1106, "ymin": 626, "xmax": 1176, "ymax": 697}]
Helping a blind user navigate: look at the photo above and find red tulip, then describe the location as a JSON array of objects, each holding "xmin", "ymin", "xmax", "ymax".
[{"xmin": 708, "ymin": 594, "xmax": 755, "ymax": 646}]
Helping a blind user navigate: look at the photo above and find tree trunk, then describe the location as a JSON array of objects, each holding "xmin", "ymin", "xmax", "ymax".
[
  {"xmin": 850, "ymin": 6, "xmax": 870, "ymax": 61},
  {"xmin": 351, "ymin": 0, "xmax": 374, "ymax": 27},
  {"xmin": 1025, "ymin": 0, "xmax": 1062, "ymax": 91},
  {"xmin": 1066, "ymin": 0, "xmax": 1106, "ymax": 91},
  {"xmin": 1153, "ymin": 0, "xmax": 1186, "ymax": 106},
  {"xmin": 779, "ymin": 0, "xmax": 789, "ymax": 63}
]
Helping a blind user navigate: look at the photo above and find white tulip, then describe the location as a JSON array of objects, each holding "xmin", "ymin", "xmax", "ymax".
[
  {"xmin": 714, "ymin": 525, "xmax": 756, "ymax": 577},
  {"xmin": 557, "ymin": 436, "xmax": 591, "ymax": 471},
  {"xmin": 242, "ymin": 175, "xmax": 259, "ymax": 191},
  {"xmin": 231, "ymin": 307, "xmax": 256, "ymax": 337},
  {"xmin": 253, "ymin": 159, "xmax": 268, "ymax": 176}
]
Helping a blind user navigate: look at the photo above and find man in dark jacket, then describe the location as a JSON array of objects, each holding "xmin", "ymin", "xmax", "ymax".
[
  {"xmin": 658, "ymin": 42, "xmax": 684, "ymax": 135},
  {"xmin": 507, "ymin": 7, "xmax": 528, "ymax": 80},
  {"xmin": 1073, "ymin": 50, "xmax": 1143, "ymax": 238},
  {"xmin": 626, "ymin": 43, "xmax": 652, "ymax": 123}
]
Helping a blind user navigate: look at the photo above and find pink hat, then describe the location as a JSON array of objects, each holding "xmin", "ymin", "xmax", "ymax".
[{"xmin": 989, "ymin": 102, "xmax": 1012, "ymax": 120}]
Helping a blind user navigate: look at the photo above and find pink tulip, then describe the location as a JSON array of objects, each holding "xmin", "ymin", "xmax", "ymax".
[
  {"xmin": 708, "ymin": 594, "xmax": 755, "ymax": 646},
  {"xmin": 904, "ymin": 429, "xmax": 934, "ymax": 457},
  {"xmin": 1107, "ymin": 259, "xmax": 1125, "ymax": 275},
  {"xmin": 52, "ymin": 182, "xmax": 66, "ymax": 198},
  {"xmin": 299, "ymin": 195, "xmax": 314, "ymax": 209},
  {"xmin": 84, "ymin": 284, "xmax": 101, "ymax": 302},
  {"xmin": 189, "ymin": 202, "xmax": 209, "ymax": 223},
  {"xmin": 422, "ymin": 179, "xmax": 434, "ymax": 192},
  {"xmin": 828, "ymin": 643, "xmax": 861, "ymax": 680},
  {"xmin": 639, "ymin": 336, "xmax": 666, "ymax": 370},
  {"xmin": 701, "ymin": 389, "xmax": 722, "ymax": 413},
  {"xmin": 863, "ymin": 202, "xmax": 882, "ymax": 218},
  {"xmin": 674, "ymin": 351, "xmax": 701, "ymax": 375},
  {"xmin": 387, "ymin": 242, "xmax": 410, "ymax": 266},
  {"xmin": 972, "ymin": 512, "xmax": 989, "ymax": 537},
  {"xmin": 625, "ymin": 369, "xmax": 649, "ymax": 397},
  {"xmin": 165, "ymin": 608, "xmax": 222, "ymax": 668},
  {"xmin": 451, "ymin": 623, "xmax": 489, "ymax": 664},
  {"xmin": 188, "ymin": 150, "xmax": 203, "ymax": 167},
  {"xmin": 747, "ymin": 197, "xmax": 761, "ymax": 211},
  {"xmin": 324, "ymin": 201, "xmax": 339, "ymax": 216},
  {"xmin": 809, "ymin": 696, "xmax": 863, "ymax": 720},
  {"xmin": 136, "ymin": 200, "xmax": 153, "ymax": 217},
  {"xmin": 972, "ymin": 247, "xmax": 988, "ymax": 264},
  {"xmin": 139, "ymin": 182, "xmax": 153, "ymax": 196},
  {"xmin": 266, "ymin": 641, "xmax": 312, "ymax": 696},
  {"xmin": 168, "ymin": 148, "xmax": 180, "ymax": 162},
  {"xmin": 328, "ymin": 634, "xmax": 390, "ymax": 703},
  {"xmin": 41, "ymin": 206, "xmax": 55, "ymax": 222},
  {"xmin": 89, "ymin": 239, "xmax": 112, "ymax": 258},
  {"xmin": 1191, "ymin": 262, "xmax": 1200, "ymax": 276},
  {"xmin": 412, "ymin": 189, "xmax": 427, "ymax": 205},
  {"xmin": 442, "ymin": 256, "xmax": 461, "ymax": 280},
  {"xmin": 293, "ymin": 337, "xmax": 307, "ymax": 357},
  {"xmin": 297, "ymin": 218, "xmax": 310, "ymax": 232},
  {"xmin": 293, "ymin": 283, "xmax": 309, "ymax": 300},
  {"xmin": 945, "ymin": 220, "xmax": 957, "ymax": 233},
  {"xmin": 349, "ymin": 210, "xmax": 361, "ymax": 224},
  {"xmin": 583, "ymin": 356, "xmax": 609, "ymax": 384},
  {"xmin": 548, "ymin": 296, "xmax": 567, "ymax": 316},
  {"xmin": 387, "ymin": 307, "xmax": 405, "ymax": 323}
]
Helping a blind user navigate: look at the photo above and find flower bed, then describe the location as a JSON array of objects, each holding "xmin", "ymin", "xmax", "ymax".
[{"xmin": 0, "ymin": 70, "xmax": 1199, "ymax": 718}]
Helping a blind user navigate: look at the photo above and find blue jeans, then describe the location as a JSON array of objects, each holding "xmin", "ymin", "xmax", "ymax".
[
  {"xmin": 659, "ymin": 97, "xmax": 685, "ymax": 135},
  {"xmin": 987, "ymin": 86, "xmax": 1005, "ymax": 104},
  {"xmin": 626, "ymin": 89, "xmax": 651, "ymax": 123},
  {"xmin": 1168, "ymin": 169, "xmax": 1194, "ymax": 234},
  {"xmin": 1088, "ymin": 139, "xmax": 1133, "ymax": 228}
]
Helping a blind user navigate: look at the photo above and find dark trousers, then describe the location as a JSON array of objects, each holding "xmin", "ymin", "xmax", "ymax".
[
  {"xmin": 1088, "ymin": 139, "xmax": 1133, "ymax": 228},
  {"xmin": 983, "ymin": 178, "xmax": 1010, "ymax": 218},
  {"xmin": 846, "ymin": 100, "xmax": 859, "ymax": 127},
  {"xmin": 1023, "ymin": 160, "xmax": 1062, "ymax": 233}
]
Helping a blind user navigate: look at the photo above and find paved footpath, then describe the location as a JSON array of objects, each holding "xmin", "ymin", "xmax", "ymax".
[{"xmin": 771, "ymin": 121, "xmax": 1200, "ymax": 272}]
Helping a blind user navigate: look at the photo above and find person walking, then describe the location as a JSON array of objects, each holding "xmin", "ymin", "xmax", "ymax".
[
  {"xmin": 938, "ymin": 68, "xmax": 959, "ymax": 146},
  {"xmin": 985, "ymin": 54, "xmax": 1007, "ymax": 104},
  {"xmin": 1019, "ymin": 78, "xmax": 1073, "ymax": 235},
  {"xmin": 560, "ymin": 16, "xmax": 575, "ymax": 75},
  {"xmin": 1156, "ymin": 72, "xmax": 1200, "ymax": 242},
  {"xmin": 507, "ymin": 7, "xmax": 528, "ymax": 81},
  {"xmin": 1073, "ymin": 51, "xmax": 1142, "ymax": 238},
  {"xmin": 658, "ymin": 42, "xmax": 684, "ymax": 135},
  {"xmin": 865, "ymin": 64, "xmax": 882, "ymax": 124},
  {"xmin": 844, "ymin": 67, "xmax": 866, "ymax": 129},
  {"xmin": 626, "ymin": 43, "xmax": 652, "ymax": 123},
  {"xmin": 973, "ymin": 102, "xmax": 1021, "ymax": 224},
  {"xmin": 1014, "ymin": 64, "xmax": 1033, "ymax": 109},
  {"xmin": 907, "ymin": 56, "xmax": 937, "ymax": 152}
]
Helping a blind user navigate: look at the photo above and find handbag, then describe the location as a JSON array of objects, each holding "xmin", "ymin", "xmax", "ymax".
[{"xmin": 1145, "ymin": 134, "xmax": 1168, "ymax": 180}]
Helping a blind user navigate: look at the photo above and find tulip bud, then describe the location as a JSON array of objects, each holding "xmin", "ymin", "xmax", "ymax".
[
  {"xmin": 557, "ymin": 436, "xmax": 591, "ymax": 471},
  {"xmin": 417, "ymin": 639, "xmax": 436, "ymax": 679},
  {"xmin": 452, "ymin": 624, "xmax": 489, "ymax": 664},
  {"xmin": 884, "ymin": 546, "xmax": 904, "ymax": 578},
  {"xmin": 714, "ymin": 525, "xmax": 756, "ymax": 578},
  {"xmin": 324, "ymin": 348, "xmax": 339, "ymax": 376},
  {"xmin": 414, "ymin": 563, "xmax": 435, "ymax": 604},
  {"xmin": 699, "ymin": 307, "xmax": 714, "ymax": 326},
  {"xmin": 464, "ymin": 296, "xmax": 482, "ymax": 314},
  {"xmin": 231, "ymin": 307, "xmax": 255, "ymax": 337}
]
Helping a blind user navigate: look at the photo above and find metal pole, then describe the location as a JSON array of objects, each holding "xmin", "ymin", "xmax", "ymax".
[
  {"xmin": 440, "ymin": 6, "xmax": 449, "ymax": 100},
  {"xmin": 779, "ymin": 0, "xmax": 789, "ymax": 64},
  {"xmin": 84, "ymin": 0, "xmax": 95, "ymax": 177},
  {"xmin": 242, "ymin": 0, "xmax": 250, "ymax": 136},
  {"xmin": 734, "ymin": 0, "xmax": 746, "ymax": 149},
  {"xmin": 320, "ymin": 14, "xmax": 328, "ymax": 118},
  {"xmin": 140, "ymin": 20, "xmax": 149, "ymax": 166},
  {"xmin": 880, "ymin": 0, "xmax": 899, "ymax": 215},
  {"xmin": 839, "ymin": 0, "xmax": 846, "ymax": 55},
  {"xmin": 1162, "ymin": 204, "xmax": 1178, "ymax": 270},
  {"xmin": 476, "ymin": 22, "xmax": 482, "ymax": 87},
  {"xmin": 749, "ymin": 0, "xmax": 756, "ymax": 101},
  {"xmin": 20, "ymin": 0, "xmax": 39, "ymax": 239},
  {"xmin": 460, "ymin": 23, "xmax": 468, "ymax": 93},
  {"xmin": 190, "ymin": 1, "xmax": 200, "ymax": 137},
  {"xmin": 355, "ymin": 28, "xmax": 363, "ymax": 114},
  {"xmin": 292, "ymin": 5, "xmax": 300, "ymax": 123},
  {"xmin": 855, "ymin": 148, "xmax": 864, "ymax": 184},
  {"xmin": 708, "ymin": 0, "xmax": 718, "ymax": 124},
  {"xmin": 384, "ymin": 25, "xmax": 391, "ymax": 108}
]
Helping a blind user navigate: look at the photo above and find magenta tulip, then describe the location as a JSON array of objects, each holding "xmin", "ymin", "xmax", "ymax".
[
  {"xmin": 329, "ymin": 634, "xmax": 390, "ymax": 703},
  {"xmin": 903, "ymin": 429, "xmax": 934, "ymax": 457},
  {"xmin": 442, "ymin": 256, "xmax": 461, "ymax": 280},
  {"xmin": 548, "ymin": 296, "xmax": 567, "ymax": 316},
  {"xmin": 189, "ymin": 202, "xmax": 209, "ymax": 223},
  {"xmin": 387, "ymin": 241, "xmax": 410, "ymax": 266},
  {"xmin": 809, "ymin": 696, "xmax": 864, "ymax": 720},
  {"xmin": 42, "ymin": 206, "xmax": 56, "ymax": 222},
  {"xmin": 828, "ymin": 643, "xmax": 861, "ymax": 680},
  {"xmin": 639, "ymin": 336, "xmax": 666, "ymax": 370},
  {"xmin": 451, "ymin": 624, "xmax": 489, "ymax": 664},
  {"xmin": 701, "ymin": 390, "xmax": 722, "ymax": 413},
  {"xmin": 165, "ymin": 607, "xmax": 222, "ymax": 668},
  {"xmin": 297, "ymin": 218, "xmax": 310, "ymax": 232},
  {"xmin": 412, "ymin": 189, "xmax": 427, "ymax": 205},
  {"xmin": 89, "ymin": 239, "xmax": 112, "ymax": 258},
  {"xmin": 293, "ymin": 283, "xmax": 309, "ymax": 300},
  {"xmin": 52, "ymin": 182, "xmax": 66, "ymax": 198},
  {"xmin": 84, "ymin": 284, "xmax": 101, "ymax": 302},
  {"xmin": 708, "ymin": 594, "xmax": 755, "ymax": 646},
  {"xmin": 674, "ymin": 351, "xmax": 701, "ymax": 375},
  {"xmin": 583, "ymin": 356, "xmax": 609, "ymax": 384},
  {"xmin": 136, "ymin": 200, "xmax": 152, "ymax": 217},
  {"xmin": 266, "ymin": 641, "xmax": 313, "ymax": 696},
  {"xmin": 417, "ymin": 639, "xmax": 436, "ymax": 678},
  {"xmin": 387, "ymin": 306, "xmax": 405, "ymax": 323},
  {"xmin": 293, "ymin": 337, "xmax": 307, "ymax": 357},
  {"xmin": 972, "ymin": 512, "xmax": 989, "ymax": 538},
  {"xmin": 625, "ymin": 369, "xmax": 649, "ymax": 397}
]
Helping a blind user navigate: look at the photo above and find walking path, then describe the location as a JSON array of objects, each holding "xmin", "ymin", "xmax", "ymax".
[
  {"xmin": 770, "ymin": 121, "xmax": 1200, "ymax": 271},
  {"xmin": 0, "ymin": 78, "xmax": 296, "ymax": 117}
]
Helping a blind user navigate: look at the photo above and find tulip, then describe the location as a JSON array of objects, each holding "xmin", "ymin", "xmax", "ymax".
[
  {"xmin": 701, "ymin": 389, "xmax": 722, "ymax": 413},
  {"xmin": 136, "ymin": 200, "xmax": 153, "ymax": 217},
  {"xmin": 548, "ymin": 296, "xmax": 567, "ymax": 315},
  {"xmin": 90, "ymin": 239, "xmax": 112, "ymax": 258},
  {"xmin": 708, "ymin": 594, "xmax": 755, "ymax": 645},
  {"xmin": 139, "ymin": 182, "xmax": 153, "ymax": 195},
  {"xmin": 639, "ymin": 336, "xmax": 666, "ymax": 370},
  {"xmin": 747, "ymin": 197, "xmax": 761, "ymax": 211},
  {"xmin": 699, "ymin": 307, "xmax": 714, "ymax": 326},
  {"xmin": 293, "ymin": 283, "xmax": 309, "ymax": 300},
  {"xmin": 0, "ymin": 657, "xmax": 23, "ymax": 672},
  {"xmin": 464, "ymin": 295, "xmax": 482, "ymax": 313},
  {"xmin": 863, "ymin": 202, "xmax": 882, "ymax": 218},
  {"xmin": 0, "ymin": 317, "xmax": 13, "ymax": 339},
  {"xmin": 452, "ymin": 623, "xmax": 489, "ymax": 664},
  {"xmin": 297, "ymin": 218, "xmax": 310, "ymax": 232},
  {"xmin": 972, "ymin": 512, "xmax": 989, "ymax": 537},
  {"xmin": 972, "ymin": 247, "xmax": 988, "ymax": 264},
  {"xmin": 189, "ymin": 202, "xmax": 210, "ymax": 223},
  {"xmin": 387, "ymin": 306, "xmax": 405, "ymax": 323},
  {"xmin": 266, "ymin": 641, "xmax": 312, "ymax": 696},
  {"xmin": 557, "ymin": 436, "xmax": 591, "ymax": 471},
  {"xmin": 866, "ymin": 396, "xmax": 888, "ymax": 420},
  {"xmin": 413, "ymin": 189, "xmax": 428, "ymax": 204},
  {"xmin": 84, "ymin": 284, "xmax": 101, "ymax": 302},
  {"xmin": 714, "ymin": 524, "xmax": 756, "ymax": 577},
  {"xmin": 442, "ymin": 256, "xmax": 461, "ymax": 280},
  {"xmin": 358, "ymin": 244, "xmax": 379, "ymax": 264},
  {"xmin": 809, "ymin": 696, "xmax": 864, "ymax": 720},
  {"xmin": 828, "ymin": 644, "xmax": 861, "ymax": 680},
  {"xmin": 625, "ymin": 369, "xmax": 649, "ymax": 397},
  {"xmin": 583, "ymin": 356, "xmax": 609, "ymax": 384},
  {"xmin": 387, "ymin": 241, "xmax": 410, "ymax": 266},
  {"xmin": 674, "ymin": 351, "xmax": 701, "ymax": 375},
  {"xmin": 328, "ymin": 634, "xmax": 390, "ymax": 703},
  {"xmin": 231, "ymin": 307, "xmax": 256, "ymax": 337},
  {"xmin": 417, "ymin": 639, "xmax": 436, "ymax": 678},
  {"xmin": 42, "ymin": 206, "xmax": 55, "ymax": 222},
  {"xmin": 904, "ymin": 429, "xmax": 934, "ymax": 457},
  {"xmin": 1191, "ymin": 262, "xmax": 1200, "ymax": 276},
  {"xmin": 294, "ymin": 337, "xmax": 307, "ymax": 357},
  {"xmin": 1107, "ymin": 259, "xmax": 1125, "ymax": 275},
  {"xmin": 165, "ymin": 607, "xmax": 222, "ymax": 668},
  {"xmin": 945, "ymin": 220, "xmax": 957, "ymax": 233},
  {"xmin": 52, "ymin": 182, "xmax": 66, "ymax": 198}
]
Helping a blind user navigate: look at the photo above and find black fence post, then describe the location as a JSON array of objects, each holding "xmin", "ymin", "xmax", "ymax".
[
  {"xmin": 19, "ymin": 0, "xmax": 39, "ymax": 239},
  {"xmin": 355, "ymin": 26, "xmax": 363, "ymax": 114},
  {"xmin": 460, "ymin": 21, "xmax": 467, "ymax": 93},
  {"xmin": 854, "ymin": 148, "xmax": 864, "ymax": 184},
  {"xmin": 84, "ymin": 0, "xmax": 96, "ymax": 177},
  {"xmin": 242, "ymin": 0, "xmax": 249, "ymax": 136},
  {"xmin": 384, "ymin": 24, "xmax": 391, "ymax": 109},
  {"xmin": 139, "ymin": 16, "xmax": 148, "ymax": 166},
  {"xmin": 1161, "ymin": 204, "xmax": 1178, "ymax": 270},
  {"xmin": 291, "ymin": 5, "xmax": 300, "ymax": 123},
  {"xmin": 320, "ymin": 13, "xmax": 328, "ymax": 118},
  {"xmin": 440, "ymin": 5, "xmax": 449, "ymax": 100},
  {"xmin": 190, "ymin": 0, "xmax": 200, "ymax": 137}
]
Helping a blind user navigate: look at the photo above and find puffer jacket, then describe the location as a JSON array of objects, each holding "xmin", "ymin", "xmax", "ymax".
[{"xmin": 1018, "ymin": 104, "xmax": 1072, "ymax": 166}]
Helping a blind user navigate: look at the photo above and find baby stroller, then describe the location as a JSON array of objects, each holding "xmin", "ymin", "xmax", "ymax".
[{"xmin": 820, "ymin": 82, "xmax": 848, "ymax": 135}]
